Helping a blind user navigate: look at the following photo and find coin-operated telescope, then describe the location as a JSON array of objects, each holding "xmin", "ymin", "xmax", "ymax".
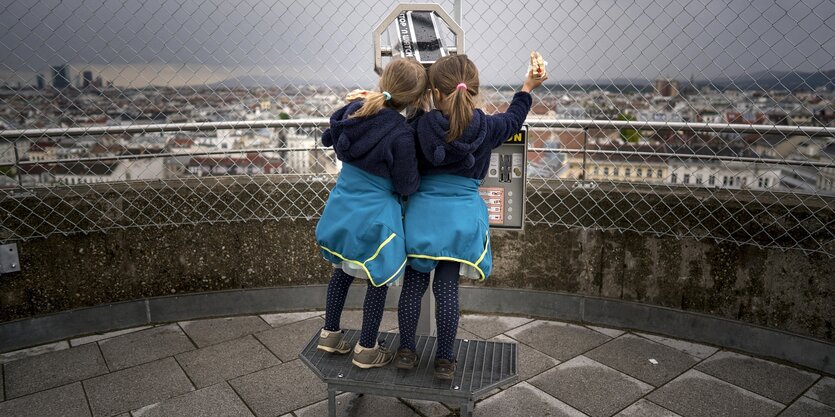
[{"xmin": 373, "ymin": 3, "xmax": 465, "ymax": 74}]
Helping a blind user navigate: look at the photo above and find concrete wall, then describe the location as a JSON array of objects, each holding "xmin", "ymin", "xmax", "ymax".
[{"xmin": 1, "ymin": 177, "xmax": 832, "ymax": 343}]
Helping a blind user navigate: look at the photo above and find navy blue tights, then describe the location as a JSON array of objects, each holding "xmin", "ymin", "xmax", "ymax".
[
  {"xmin": 323, "ymin": 268, "xmax": 389, "ymax": 349},
  {"xmin": 398, "ymin": 262, "xmax": 460, "ymax": 361}
]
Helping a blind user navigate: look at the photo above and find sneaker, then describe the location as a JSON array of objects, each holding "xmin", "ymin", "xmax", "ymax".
[
  {"xmin": 352, "ymin": 342, "xmax": 394, "ymax": 369},
  {"xmin": 317, "ymin": 329, "xmax": 352, "ymax": 354},
  {"xmin": 395, "ymin": 348, "xmax": 418, "ymax": 369},
  {"xmin": 434, "ymin": 358, "xmax": 456, "ymax": 380}
]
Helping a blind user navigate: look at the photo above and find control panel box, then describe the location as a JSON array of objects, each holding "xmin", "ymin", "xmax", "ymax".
[{"xmin": 479, "ymin": 125, "xmax": 527, "ymax": 230}]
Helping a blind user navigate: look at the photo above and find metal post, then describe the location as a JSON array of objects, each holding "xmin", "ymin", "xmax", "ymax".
[
  {"xmin": 581, "ymin": 128, "xmax": 588, "ymax": 180},
  {"xmin": 12, "ymin": 139, "xmax": 22, "ymax": 189},
  {"xmin": 328, "ymin": 388, "xmax": 337, "ymax": 417},
  {"xmin": 453, "ymin": 0, "xmax": 462, "ymax": 24},
  {"xmin": 416, "ymin": 270, "xmax": 436, "ymax": 336}
]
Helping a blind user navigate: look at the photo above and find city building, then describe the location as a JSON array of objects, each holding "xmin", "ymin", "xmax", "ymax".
[
  {"xmin": 51, "ymin": 65, "xmax": 70, "ymax": 89},
  {"xmin": 655, "ymin": 79, "xmax": 679, "ymax": 97},
  {"xmin": 82, "ymin": 71, "xmax": 93, "ymax": 88}
]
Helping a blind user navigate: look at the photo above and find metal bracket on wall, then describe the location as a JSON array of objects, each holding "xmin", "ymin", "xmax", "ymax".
[{"xmin": 0, "ymin": 243, "xmax": 20, "ymax": 274}]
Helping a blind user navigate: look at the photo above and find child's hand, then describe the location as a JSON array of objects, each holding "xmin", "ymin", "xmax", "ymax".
[
  {"xmin": 522, "ymin": 51, "xmax": 548, "ymax": 93},
  {"xmin": 345, "ymin": 89, "xmax": 372, "ymax": 102}
]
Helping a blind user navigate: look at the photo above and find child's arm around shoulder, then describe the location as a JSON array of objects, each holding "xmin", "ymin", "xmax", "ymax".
[
  {"xmin": 389, "ymin": 126, "xmax": 420, "ymax": 196},
  {"xmin": 321, "ymin": 102, "xmax": 360, "ymax": 147}
]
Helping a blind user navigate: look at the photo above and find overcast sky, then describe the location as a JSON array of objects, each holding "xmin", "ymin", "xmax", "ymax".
[{"xmin": 1, "ymin": 0, "xmax": 833, "ymax": 87}]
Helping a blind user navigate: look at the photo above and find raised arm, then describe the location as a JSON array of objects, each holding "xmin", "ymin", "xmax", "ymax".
[
  {"xmin": 487, "ymin": 57, "xmax": 548, "ymax": 148},
  {"xmin": 487, "ymin": 91, "xmax": 532, "ymax": 148}
]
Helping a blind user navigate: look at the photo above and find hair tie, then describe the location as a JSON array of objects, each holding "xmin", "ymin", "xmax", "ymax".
[
  {"xmin": 382, "ymin": 91, "xmax": 392, "ymax": 101},
  {"xmin": 456, "ymin": 83, "xmax": 467, "ymax": 91}
]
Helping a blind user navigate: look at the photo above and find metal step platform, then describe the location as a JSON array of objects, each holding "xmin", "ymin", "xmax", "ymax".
[{"xmin": 299, "ymin": 329, "xmax": 518, "ymax": 417}]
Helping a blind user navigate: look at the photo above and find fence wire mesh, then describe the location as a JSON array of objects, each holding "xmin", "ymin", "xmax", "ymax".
[{"xmin": 0, "ymin": 0, "xmax": 833, "ymax": 256}]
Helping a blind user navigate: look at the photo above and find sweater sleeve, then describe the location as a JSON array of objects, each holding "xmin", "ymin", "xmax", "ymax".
[
  {"xmin": 486, "ymin": 91, "xmax": 532, "ymax": 148},
  {"xmin": 321, "ymin": 104, "xmax": 353, "ymax": 147},
  {"xmin": 390, "ymin": 129, "xmax": 421, "ymax": 196}
]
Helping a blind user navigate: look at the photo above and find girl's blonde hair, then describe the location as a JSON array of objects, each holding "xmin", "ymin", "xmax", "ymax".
[
  {"xmin": 428, "ymin": 55, "xmax": 480, "ymax": 142},
  {"xmin": 351, "ymin": 59, "xmax": 427, "ymax": 119}
]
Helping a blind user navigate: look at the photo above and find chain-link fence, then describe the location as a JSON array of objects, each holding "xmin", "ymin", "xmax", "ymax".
[{"xmin": 1, "ymin": 0, "xmax": 834, "ymax": 256}]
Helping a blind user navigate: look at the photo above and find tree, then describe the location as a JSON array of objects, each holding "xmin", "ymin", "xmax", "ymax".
[{"xmin": 617, "ymin": 113, "xmax": 641, "ymax": 143}]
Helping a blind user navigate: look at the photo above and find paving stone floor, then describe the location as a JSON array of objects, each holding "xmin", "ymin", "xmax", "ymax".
[{"xmin": 0, "ymin": 311, "xmax": 833, "ymax": 417}]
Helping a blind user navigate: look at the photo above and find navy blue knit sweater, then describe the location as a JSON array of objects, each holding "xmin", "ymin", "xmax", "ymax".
[
  {"xmin": 412, "ymin": 91, "xmax": 532, "ymax": 179},
  {"xmin": 322, "ymin": 101, "xmax": 420, "ymax": 196}
]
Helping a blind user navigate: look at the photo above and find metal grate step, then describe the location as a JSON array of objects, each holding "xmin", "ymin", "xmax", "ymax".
[{"xmin": 299, "ymin": 330, "xmax": 518, "ymax": 416}]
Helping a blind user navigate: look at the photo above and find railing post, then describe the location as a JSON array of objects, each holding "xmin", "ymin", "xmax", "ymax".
[
  {"xmin": 12, "ymin": 139, "xmax": 23, "ymax": 190},
  {"xmin": 581, "ymin": 127, "xmax": 588, "ymax": 180}
]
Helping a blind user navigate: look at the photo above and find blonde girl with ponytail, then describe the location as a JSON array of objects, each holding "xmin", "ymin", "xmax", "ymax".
[
  {"xmin": 315, "ymin": 58, "xmax": 427, "ymax": 369},
  {"xmin": 396, "ymin": 54, "xmax": 547, "ymax": 378}
]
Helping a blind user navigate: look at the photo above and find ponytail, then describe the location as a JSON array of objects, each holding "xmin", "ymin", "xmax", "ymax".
[
  {"xmin": 349, "ymin": 91, "xmax": 388, "ymax": 119},
  {"xmin": 350, "ymin": 59, "xmax": 427, "ymax": 119},
  {"xmin": 427, "ymin": 55, "xmax": 480, "ymax": 143},
  {"xmin": 446, "ymin": 87, "xmax": 476, "ymax": 142}
]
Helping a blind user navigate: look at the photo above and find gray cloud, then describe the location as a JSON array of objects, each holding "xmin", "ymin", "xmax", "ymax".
[{"xmin": 1, "ymin": 0, "xmax": 833, "ymax": 87}]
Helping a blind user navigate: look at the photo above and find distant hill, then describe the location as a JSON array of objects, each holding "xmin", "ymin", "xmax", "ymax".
[
  {"xmin": 717, "ymin": 69, "xmax": 835, "ymax": 91},
  {"xmin": 207, "ymin": 69, "xmax": 835, "ymax": 93},
  {"xmin": 207, "ymin": 75, "xmax": 312, "ymax": 89}
]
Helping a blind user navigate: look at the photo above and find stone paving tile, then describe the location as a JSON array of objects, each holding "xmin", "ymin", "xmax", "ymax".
[
  {"xmin": 179, "ymin": 316, "xmax": 270, "ymax": 348},
  {"xmin": 0, "ymin": 340, "xmax": 69, "ymax": 365},
  {"xmin": 474, "ymin": 381, "xmax": 586, "ymax": 417},
  {"xmin": 587, "ymin": 325, "xmax": 625, "ymax": 339},
  {"xmin": 529, "ymin": 355, "xmax": 653, "ymax": 417},
  {"xmin": 83, "ymin": 357, "xmax": 194, "ymax": 417},
  {"xmin": 4, "ymin": 342, "xmax": 108, "ymax": 399},
  {"xmin": 456, "ymin": 327, "xmax": 481, "ymax": 341},
  {"xmin": 175, "ymin": 335, "xmax": 280, "ymax": 388},
  {"xmin": 458, "ymin": 314, "xmax": 532, "ymax": 339},
  {"xmin": 260, "ymin": 311, "xmax": 324, "ymax": 327},
  {"xmin": 492, "ymin": 334, "xmax": 560, "ymax": 380},
  {"xmin": 98, "ymin": 324, "xmax": 195, "ymax": 371},
  {"xmin": 255, "ymin": 317, "xmax": 324, "ymax": 362},
  {"xmin": 293, "ymin": 392, "xmax": 352, "ymax": 417},
  {"xmin": 229, "ymin": 360, "xmax": 326, "ymax": 417},
  {"xmin": 780, "ymin": 396, "xmax": 835, "ymax": 417},
  {"xmin": 402, "ymin": 398, "xmax": 452, "ymax": 417},
  {"xmin": 615, "ymin": 399, "xmax": 682, "ymax": 417},
  {"xmin": 0, "ymin": 382, "xmax": 91, "ymax": 417},
  {"xmin": 805, "ymin": 376, "xmax": 835, "ymax": 408},
  {"xmin": 647, "ymin": 369, "xmax": 784, "ymax": 417},
  {"xmin": 339, "ymin": 309, "xmax": 399, "ymax": 332},
  {"xmin": 131, "ymin": 383, "xmax": 253, "ymax": 417},
  {"xmin": 695, "ymin": 350, "xmax": 818, "ymax": 404},
  {"xmin": 634, "ymin": 332, "xmax": 718, "ymax": 360},
  {"xmin": 585, "ymin": 334, "xmax": 699, "ymax": 386},
  {"xmin": 70, "ymin": 326, "xmax": 152, "ymax": 347},
  {"xmin": 506, "ymin": 320, "xmax": 611, "ymax": 361},
  {"xmin": 1, "ymin": 364, "xmax": 4, "ymax": 401}
]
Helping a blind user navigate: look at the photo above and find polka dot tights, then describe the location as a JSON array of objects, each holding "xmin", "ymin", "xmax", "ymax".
[
  {"xmin": 398, "ymin": 262, "xmax": 460, "ymax": 361},
  {"xmin": 323, "ymin": 268, "xmax": 389, "ymax": 349}
]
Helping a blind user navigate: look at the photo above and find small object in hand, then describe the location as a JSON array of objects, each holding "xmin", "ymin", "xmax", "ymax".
[
  {"xmin": 345, "ymin": 89, "xmax": 372, "ymax": 102},
  {"xmin": 527, "ymin": 51, "xmax": 548, "ymax": 80}
]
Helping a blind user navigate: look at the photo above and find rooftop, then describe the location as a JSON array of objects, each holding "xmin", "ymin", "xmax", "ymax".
[{"xmin": 0, "ymin": 310, "xmax": 832, "ymax": 417}]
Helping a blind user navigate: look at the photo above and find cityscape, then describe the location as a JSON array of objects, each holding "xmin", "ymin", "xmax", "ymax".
[{"xmin": 1, "ymin": 65, "xmax": 834, "ymax": 195}]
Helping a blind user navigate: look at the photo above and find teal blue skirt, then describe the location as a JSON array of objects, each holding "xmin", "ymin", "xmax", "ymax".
[
  {"xmin": 315, "ymin": 163, "xmax": 407, "ymax": 286},
  {"xmin": 404, "ymin": 175, "xmax": 492, "ymax": 280}
]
